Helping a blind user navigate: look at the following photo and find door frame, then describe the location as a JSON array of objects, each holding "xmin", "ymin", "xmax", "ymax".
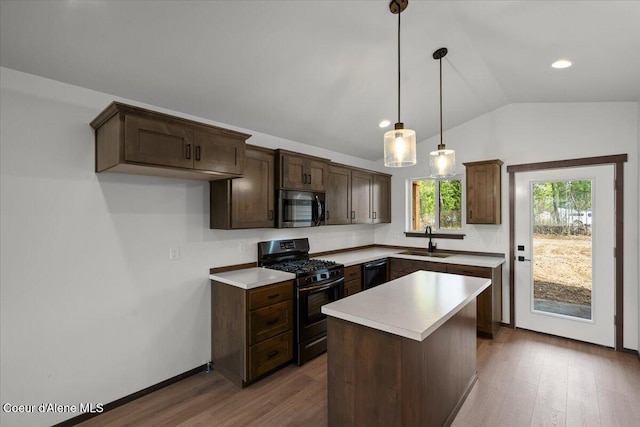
[{"xmin": 507, "ymin": 154, "xmax": 628, "ymax": 350}]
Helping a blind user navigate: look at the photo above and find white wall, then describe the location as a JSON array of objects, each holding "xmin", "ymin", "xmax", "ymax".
[
  {"xmin": 0, "ymin": 67, "xmax": 382, "ymax": 427},
  {"xmin": 638, "ymin": 93, "xmax": 640, "ymax": 357},
  {"xmin": 375, "ymin": 102, "xmax": 640, "ymax": 351}
]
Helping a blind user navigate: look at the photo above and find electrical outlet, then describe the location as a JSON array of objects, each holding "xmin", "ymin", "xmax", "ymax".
[
  {"xmin": 169, "ymin": 247, "xmax": 180, "ymax": 260},
  {"xmin": 239, "ymin": 242, "xmax": 247, "ymax": 253}
]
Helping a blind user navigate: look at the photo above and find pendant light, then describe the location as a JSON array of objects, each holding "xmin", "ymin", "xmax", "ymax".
[
  {"xmin": 429, "ymin": 47, "xmax": 456, "ymax": 177},
  {"xmin": 384, "ymin": 0, "xmax": 416, "ymax": 168}
]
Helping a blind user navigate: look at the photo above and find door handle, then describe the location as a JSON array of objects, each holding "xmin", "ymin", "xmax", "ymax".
[{"xmin": 517, "ymin": 256, "xmax": 531, "ymax": 262}]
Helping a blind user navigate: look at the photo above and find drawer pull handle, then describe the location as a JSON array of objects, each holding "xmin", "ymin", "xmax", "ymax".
[
  {"xmin": 267, "ymin": 293, "xmax": 280, "ymax": 299},
  {"xmin": 267, "ymin": 350, "xmax": 279, "ymax": 359},
  {"xmin": 266, "ymin": 318, "xmax": 279, "ymax": 326}
]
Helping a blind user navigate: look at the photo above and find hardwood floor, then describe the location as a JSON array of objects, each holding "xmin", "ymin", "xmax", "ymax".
[{"xmin": 78, "ymin": 328, "xmax": 640, "ymax": 427}]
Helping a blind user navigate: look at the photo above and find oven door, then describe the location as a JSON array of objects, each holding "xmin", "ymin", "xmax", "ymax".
[{"xmin": 297, "ymin": 277, "xmax": 344, "ymax": 342}]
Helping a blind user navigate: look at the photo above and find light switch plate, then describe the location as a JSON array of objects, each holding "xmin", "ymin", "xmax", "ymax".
[{"xmin": 169, "ymin": 247, "xmax": 180, "ymax": 260}]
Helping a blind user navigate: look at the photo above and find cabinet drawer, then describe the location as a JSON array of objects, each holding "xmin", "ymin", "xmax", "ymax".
[
  {"xmin": 248, "ymin": 281, "xmax": 293, "ymax": 310},
  {"xmin": 344, "ymin": 265, "xmax": 361, "ymax": 281},
  {"xmin": 249, "ymin": 300, "xmax": 293, "ymax": 345},
  {"xmin": 249, "ymin": 330, "xmax": 293, "ymax": 380},
  {"xmin": 344, "ymin": 279, "xmax": 361, "ymax": 297},
  {"xmin": 447, "ymin": 264, "xmax": 491, "ymax": 278}
]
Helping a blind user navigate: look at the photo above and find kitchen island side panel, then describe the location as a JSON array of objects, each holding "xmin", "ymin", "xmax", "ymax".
[{"xmin": 327, "ymin": 300, "xmax": 477, "ymax": 427}]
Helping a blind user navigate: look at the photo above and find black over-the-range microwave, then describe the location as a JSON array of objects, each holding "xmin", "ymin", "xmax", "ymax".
[{"xmin": 277, "ymin": 190, "xmax": 325, "ymax": 228}]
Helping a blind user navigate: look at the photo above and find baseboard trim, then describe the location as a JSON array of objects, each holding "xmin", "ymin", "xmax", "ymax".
[
  {"xmin": 621, "ymin": 347, "xmax": 640, "ymax": 361},
  {"xmin": 51, "ymin": 363, "xmax": 207, "ymax": 427}
]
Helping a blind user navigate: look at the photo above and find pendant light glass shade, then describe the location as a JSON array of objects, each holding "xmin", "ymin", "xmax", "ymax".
[
  {"xmin": 384, "ymin": 0, "xmax": 416, "ymax": 168},
  {"xmin": 384, "ymin": 124, "xmax": 416, "ymax": 167},
  {"xmin": 429, "ymin": 145, "xmax": 456, "ymax": 176},
  {"xmin": 430, "ymin": 47, "xmax": 455, "ymax": 177}
]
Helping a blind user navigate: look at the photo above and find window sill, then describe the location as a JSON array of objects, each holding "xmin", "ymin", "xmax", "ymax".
[{"xmin": 404, "ymin": 232, "xmax": 465, "ymax": 240}]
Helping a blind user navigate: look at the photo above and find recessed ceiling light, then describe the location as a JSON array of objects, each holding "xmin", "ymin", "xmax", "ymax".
[
  {"xmin": 552, "ymin": 59, "xmax": 572, "ymax": 69},
  {"xmin": 379, "ymin": 120, "xmax": 391, "ymax": 128}
]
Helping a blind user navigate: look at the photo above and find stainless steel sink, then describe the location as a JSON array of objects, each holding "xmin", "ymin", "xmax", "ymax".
[{"xmin": 400, "ymin": 250, "xmax": 451, "ymax": 258}]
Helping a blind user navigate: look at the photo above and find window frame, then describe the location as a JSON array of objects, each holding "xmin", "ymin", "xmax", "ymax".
[{"xmin": 405, "ymin": 175, "xmax": 466, "ymax": 238}]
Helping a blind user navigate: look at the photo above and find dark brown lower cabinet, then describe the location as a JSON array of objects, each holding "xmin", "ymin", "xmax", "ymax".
[
  {"xmin": 327, "ymin": 301, "xmax": 477, "ymax": 426},
  {"xmin": 389, "ymin": 258, "xmax": 502, "ymax": 337},
  {"xmin": 343, "ymin": 265, "xmax": 362, "ymax": 297},
  {"xmin": 211, "ymin": 280, "xmax": 294, "ymax": 387}
]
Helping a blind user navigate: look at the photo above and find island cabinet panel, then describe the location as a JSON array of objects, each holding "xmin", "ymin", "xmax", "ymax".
[
  {"xmin": 464, "ymin": 159, "xmax": 503, "ymax": 224},
  {"xmin": 388, "ymin": 258, "xmax": 502, "ymax": 337},
  {"xmin": 448, "ymin": 263, "xmax": 503, "ymax": 338},
  {"xmin": 210, "ymin": 146, "xmax": 275, "ymax": 229},
  {"xmin": 343, "ymin": 265, "xmax": 362, "ymax": 297},
  {"xmin": 91, "ymin": 102, "xmax": 250, "ymax": 181},
  {"xmin": 211, "ymin": 280, "xmax": 294, "ymax": 387},
  {"xmin": 327, "ymin": 301, "xmax": 477, "ymax": 427},
  {"xmin": 276, "ymin": 150, "xmax": 328, "ymax": 191}
]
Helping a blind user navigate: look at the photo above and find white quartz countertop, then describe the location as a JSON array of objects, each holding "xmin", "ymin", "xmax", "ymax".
[
  {"xmin": 315, "ymin": 248, "xmax": 403, "ymax": 267},
  {"xmin": 321, "ymin": 270, "xmax": 491, "ymax": 341},
  {"xmin": 209, "ymin": 268, "xmax": 295, "ymax": 290},
  {"xmin": 316, "ymin": 247, "xmax": 504, "ymax": 268}
]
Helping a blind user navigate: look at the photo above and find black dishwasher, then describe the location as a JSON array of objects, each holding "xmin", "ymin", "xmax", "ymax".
[{"xmin": 362, "ymin": 258, "xmax": 388, "ymax": 290}]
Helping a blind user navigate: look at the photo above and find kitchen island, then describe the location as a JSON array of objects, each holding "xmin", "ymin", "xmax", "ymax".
[{"xmin": 321, "ymin": 270, "xmax": 491, "ymax": 427}]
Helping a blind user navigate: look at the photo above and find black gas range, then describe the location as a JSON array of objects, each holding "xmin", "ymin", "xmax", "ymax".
[{"xmin": 258, "ymin": 238, "xmax": 344, "ymax": 365}]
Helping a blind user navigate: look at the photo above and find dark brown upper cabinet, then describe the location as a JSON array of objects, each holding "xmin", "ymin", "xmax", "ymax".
[
  {"xmin": 210, "ymin": 146, "xmax": 275, "ymax": 229},
  {"xmin": 372, "ymin": 174, "xmax": 391, "ymax": 223},
  {"xmin": 91, "ymin": 102, "xmax": 250, "ymax": 181},
  {"xmin": 276, "ymin": 150, "xmax": 328, "ymax": 191},
  {"xmin": 326, "ymin": 164, "xmax": 391, "ymax": 225},
  {"xmin": 326, "ymin": 164, "xmax": 352, "ymax": 225},
  {"xmin": 351, "ymin": 170, "xmax": 373, "ymax": 224},
  {"xmin": 464, "ymin": 159, "xmax": 503, "ymax": 224}
]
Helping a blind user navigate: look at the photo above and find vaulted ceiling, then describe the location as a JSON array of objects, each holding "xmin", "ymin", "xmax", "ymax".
[{"xmin": 1, "ymin": 1, "xmax": 639, "ymax": 160}]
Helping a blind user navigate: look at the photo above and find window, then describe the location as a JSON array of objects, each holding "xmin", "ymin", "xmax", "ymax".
[{"xmin": 410, "ymin": 178, "xmax": 462, "ymax": 231}]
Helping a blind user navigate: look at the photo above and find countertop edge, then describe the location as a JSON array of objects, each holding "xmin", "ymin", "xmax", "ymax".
[{"xmin": 322, "ymin": 274, "xmax": 491, "ymax": 342}]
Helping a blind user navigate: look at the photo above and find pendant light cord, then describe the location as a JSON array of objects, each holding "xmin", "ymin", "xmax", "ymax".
[
  {"xmin": 397, "ymin": 7, "xmax": 401, "ymax": 124},
  {"xmin": 439, "ymin": 55, "xmax": 443, "ymax": 146}
]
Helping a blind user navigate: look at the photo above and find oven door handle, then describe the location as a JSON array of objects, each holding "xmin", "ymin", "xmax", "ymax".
[{"xmin": 299, "ymin": 279, "xmax": 343, "ymax": 294}]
